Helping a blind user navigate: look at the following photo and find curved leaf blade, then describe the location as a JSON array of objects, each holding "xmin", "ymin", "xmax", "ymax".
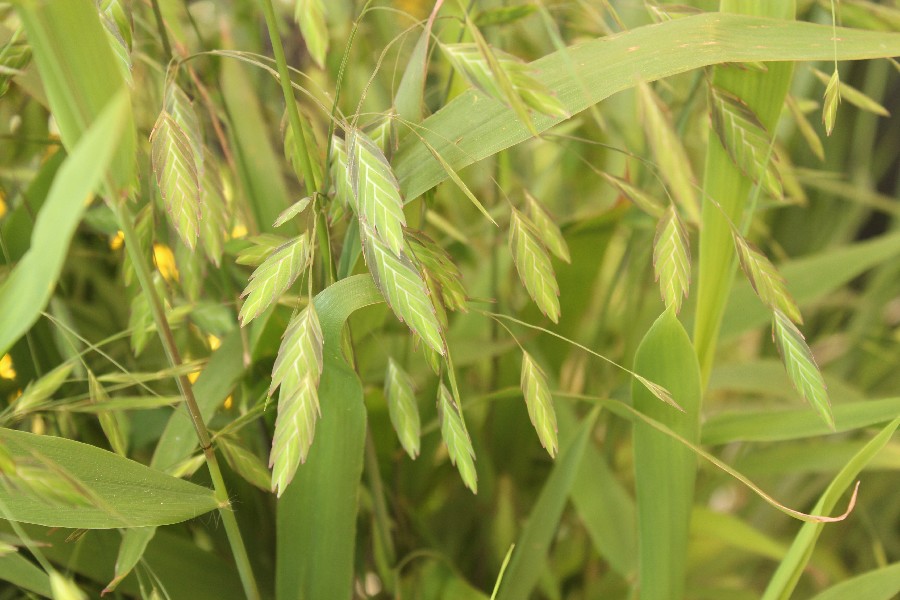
[{"xmin": 0, "ymin": 428, "xmax": 217, "ymax": 529}]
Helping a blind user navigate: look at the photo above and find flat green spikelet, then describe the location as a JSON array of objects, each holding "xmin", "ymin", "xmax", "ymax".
[
  {"xmin": 294, "ymin": 0, "xmax": 328, "ymax": 69},
  {"xmin": 526, "ymin": 191, "xmax": 570, "ymax": 263},
  {"xmin": 348, "ymin": 129, "xmax": 407, "ymax": 256},
  {"xmin": 361, "ymin": 222, "xmax": 446, "ymax": 355},
  {"xmin": 509, "ymin": 209, "xmax": 561, "ymax": 323},
  {"xmin": 520, "ymin": 351, "xmax": 559, "ymax": 457},
  {"xmin": 385, "ymin": 358, "xmax": 420, "ymax": 459},
  {"xmin": 772, "ymin": 309, "xmax": 833, "ymax": 428},
  {"xmin": 269, "ymin": 304, "xmax": 324, "ymax": 495},
  {"xmin": 709, "ymin": 84, "xmax": 782, "ymax": 199},
  {"xmin": 150, "ymin": 111, "xmax": 201, "ymax": 249},
  {"xmin": 437, "ymin": 383, "xmax": 477, "ymax": 493},
  {"xmin": 652, "ymin": 205, "xmax": 691, "ymax": 314},
  {"xmin": 239, "ymin": 234, "xmax": 311, "ymax": 326},
  {"xmin": 732, "ymin": 229, "xmax": 802, "ymax": 324}
]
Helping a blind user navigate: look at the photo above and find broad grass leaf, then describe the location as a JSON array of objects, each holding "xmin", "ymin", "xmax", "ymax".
[
  {"xmin": 396, "ymin": 14, "xmax": 900, "ymax": 201},
  {"xmin": 811, "ymin": 67, "xmax": 888, "ymax": 118},
  {"xmin": 0, "ymin": 91, "xmax": 129, "ymax": 358},
  {"xmin": 509, "ymin": 209, "xmax": 561, "ymax": 323},
  {"xmin": 405, "ymin": 230, "xmax": 468, "ymax": 312},
  {"xmin": 437, "ymin": 383, "xmax": 477, "ymax": 493},
  {"xmin": 294, "ymin": 0, "xmax": 329, "ymax": 69},
  {"xmin": 652, "ymin": 205, "xmax": 691, "ymax": 314},
  {"xmin": 808, "ymin": 563, "xmax": 900, "ymax": 600},
  {"xmin": 495, "ymin": 409, "xmax": 597, "ymax": 600},
  {"xmin": 104, "ymin": 528, "xmax": 153, "ymax": 594},
  {"xmin": 632, "ymin": 308, "xmax": 701, "ymax": 600},
  {"xmin": 150, "ymin": 111, "xmax": 201, "ymax": 249},
  {"xmin": 709, "ymin": 85, "xmax": 783, "ymax": 198},
  {"xmin": 11, "ymin": 362, "xmax": 73, "ymax": 417},
  {"xmin": 600, "ymin": 171, "xmax": 665, "ymax": 218},
  {"xmin": 519, "ymin": 352, "xmax": 559, "ymax": 457},
  {"xmin": 0, "ymin": 428, "xmax": 218, "ymax": 528},
  {"xmin": 526, "ymin": 191, "xmax": 570, "ymax": 263},
  {"xmin": 732, "ymin": 230, "xmax": 802, "ymax": 324},
  {"xmin": 348, "ymin": 129, "xmax": 407, "ymax": 256},
  {"xmin": 360, "ymin": 222, "xmax": 445, "ymax": 355},
  {"xmin": 772, "ymin": 310, "xmax": 833, "ymax": 428},
  {"xmin": 0, "ymin": 551, "xmax": 51, "ymax": 596},
  {"xmin": 822, "ymin": 70, "xmax": 841, "ymax": 136},
  {"xmin": 762, "ymin": 417, "xmax": 899, "ymax": 599},
  {"xmin": 385, "ymin": 358, "xmax": 420, "ymax": 459},
  {"xmin": 218, "ymin": 435, "xmax": 271, "ymax": 492},
  {"xmin": 199, "ymin": 150, "xmax": 228, "ymax": 266},
  {"xmin": 637, "ymin": 81, "xmax": 700, "ymax": 222},
  {"xmin": 238, "ymin": 233, "xmax": 311, "ymax": 326}
]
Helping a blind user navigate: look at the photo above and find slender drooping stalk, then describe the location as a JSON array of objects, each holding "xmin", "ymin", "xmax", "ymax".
[{"xmin": 114, "ymin": 200, "xmax": 260, "ymax": 600}]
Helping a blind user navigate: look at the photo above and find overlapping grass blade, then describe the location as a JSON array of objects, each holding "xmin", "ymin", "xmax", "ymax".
[
  {"xmin": 0, "ymin": 91, "xmax": 129, "ymax": 358},
  {"xmin": 495, "ymin": 408, "xmax": 597, "ymax": 599},
  {"xmin": 632, "ymin": 308, "xmax": 701, "ymax": 600},
  {"xmin": 762, "ymin": 417, "xmax": 900, "ymax": 599}
]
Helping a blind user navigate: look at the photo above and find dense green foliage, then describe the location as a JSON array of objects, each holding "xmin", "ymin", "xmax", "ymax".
[{"xmin": 0, "ymin": 0, "xmax": 899, "ymax": 598}]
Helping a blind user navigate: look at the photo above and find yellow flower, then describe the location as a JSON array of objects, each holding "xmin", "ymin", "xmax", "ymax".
[
  {"xmin": 0, "ymin": 196, "xmax": 7, "ymax": 219},
  {"xmin": 208, "ymin": 335, "xmax": 222, "ymax": 351},
  {"xmin": 223, "ymin": 395, "xmax": 233, "ymax": 410},
  {"xmin": 153, "ymin": 244, "xmax": 180, "ymax": 282},
  {"xmin": 110, "ymin": 230, "xmax": 125, "ymax": 250},
  {"xmin": 230, "ymin": 223, "xmax": 248, "ymax": 240},
  {"xmin": 188, "ymin": 371, "xmax": 201, "ymax": 384},
  {"xmin": 0, "ymin": 354, "xmax": 15, "ymax": 380}
]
